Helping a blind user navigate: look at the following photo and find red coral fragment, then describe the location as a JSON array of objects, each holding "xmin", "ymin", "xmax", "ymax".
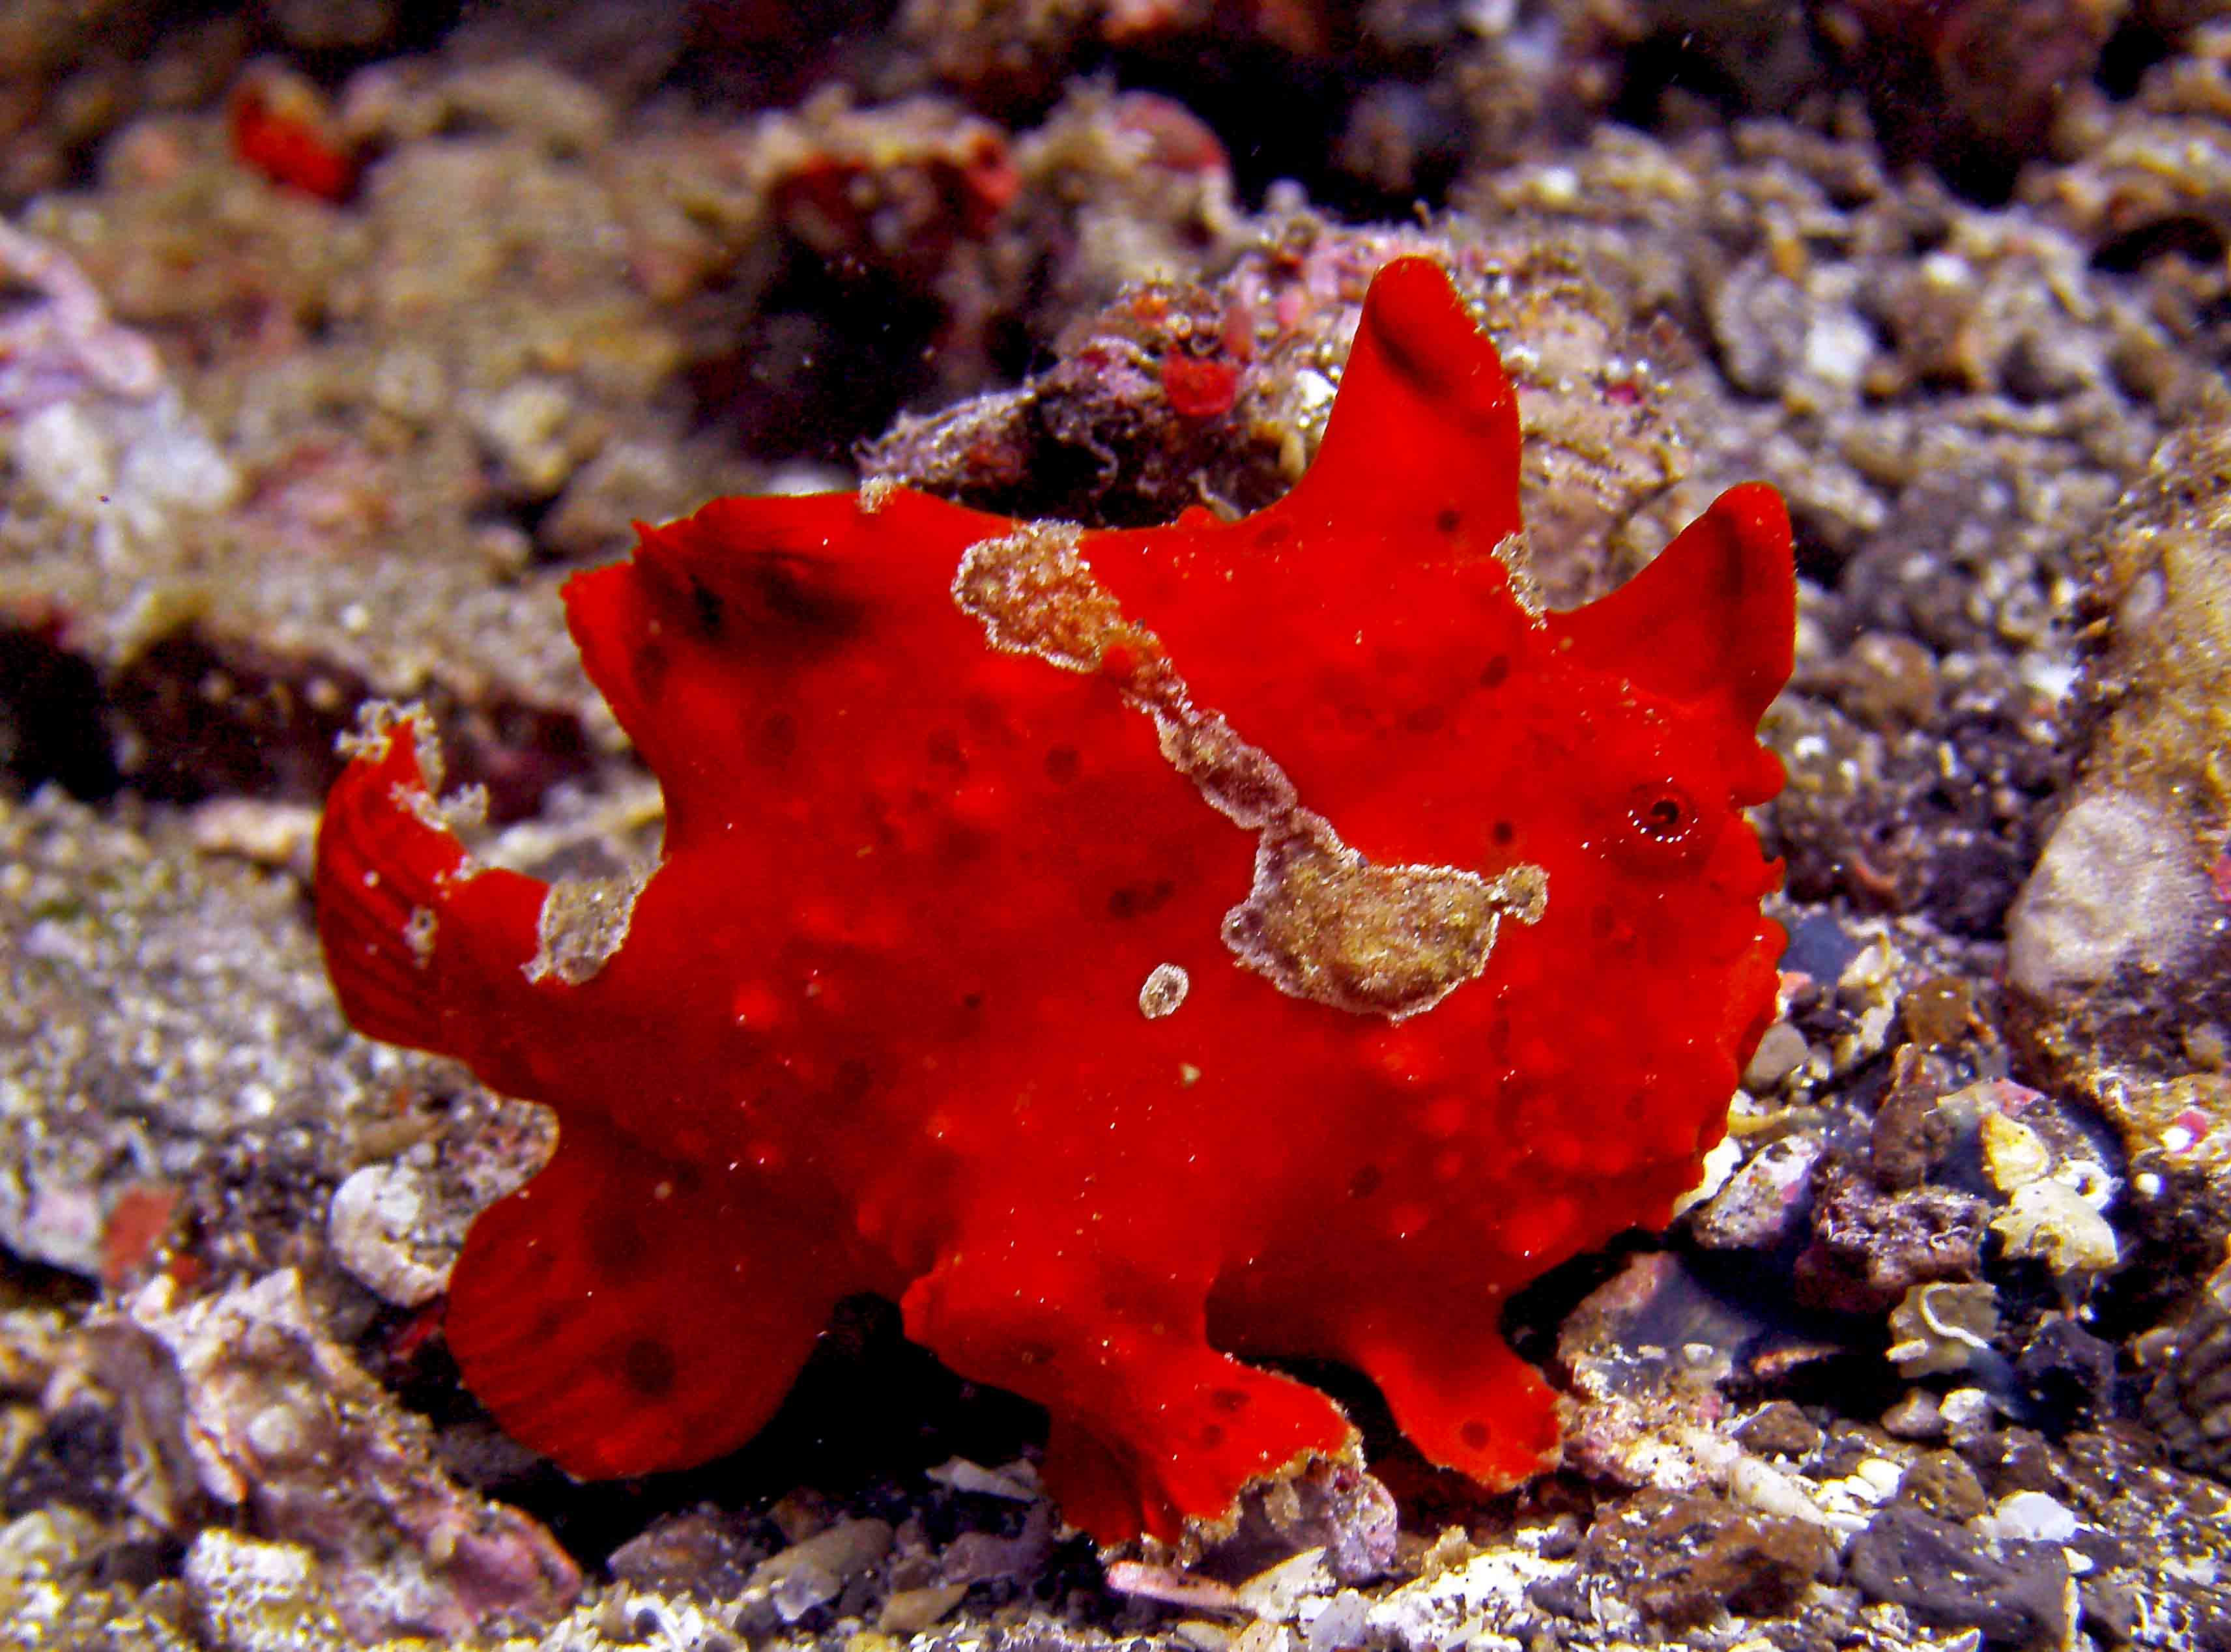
[
  {"xmin": 315, "ymin": 257, "xmax": 1793, "ymax": 1546},
  {"xmin": 100, "ymin": 1181, "xmax": 184, "ymax": 1290},
  {"xmin": 1160, "ymin": 350, "xmax": 1242, "ymax": 419},
  {"xmin": 1108, "ymin": 92, "xmax": 1231, "ymax": 178},
  {"xmin": 771, "ymin": 126, "xmax": 1016, "ymax": 279},
  {"xmin": 229, "ymin": 71, "xmax": 358, "ymax": 204}
]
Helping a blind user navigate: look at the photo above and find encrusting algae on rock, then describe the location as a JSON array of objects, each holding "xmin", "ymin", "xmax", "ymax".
[{"xmin": 312, "ymin": 256, "xmax": 1795, "ymax": 1546}]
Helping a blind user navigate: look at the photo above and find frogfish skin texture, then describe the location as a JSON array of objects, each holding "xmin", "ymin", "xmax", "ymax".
[{"xmin": 315, "ymin": 256, "xmax": 1794, "ymax": 1546}]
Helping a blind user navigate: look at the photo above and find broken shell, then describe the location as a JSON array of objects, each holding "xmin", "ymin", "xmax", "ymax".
[
  {"xmin": 1979, "ymin": 1112, "xmax": 2052, "ymax": 1194},
  {"xmin": 1991, "ymin": 1181, "xmax": 2120, "ymax": 1277},
  {"xmin": 1886, "ymin": 1281, "xmax": 2000, "ymax": 1378}
]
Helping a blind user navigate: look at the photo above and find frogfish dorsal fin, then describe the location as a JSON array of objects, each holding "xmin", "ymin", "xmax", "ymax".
[
  {"xmin": 1552, "ymin": 480, "xmax": 1793, "ymax": 771},
  {"xmin": 1276, "ymin": 255, "xmax": 1525, "ymax": 552}
]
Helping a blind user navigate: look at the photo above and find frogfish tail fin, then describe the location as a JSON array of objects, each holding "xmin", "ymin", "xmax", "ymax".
[{"xmin": 315, "ymin": 704, "xmax": 551, "ymax": 1085}]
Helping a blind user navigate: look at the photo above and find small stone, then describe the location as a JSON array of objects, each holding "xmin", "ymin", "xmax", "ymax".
[
  {"xmin": 748, "ymin": 1517, "xmax": 893, "ymax": 1600},
  {"xmin": 1840, "ymin": 632, "xmax": 1940, "ymax": 728},
  {"xmin": 1573, "ymin": 1489, "xmax": 1833, "ymax": 1627},
  {"xmin": 1797, "ymin": 1165, "xmax": 1987, "ymax": 1315},
  {"xmin": 1850, "ymin": 1456, "xmax": 1905, "ymax": 1502},
  {"xmin": 1938, "ymin": 1387, "xmax": 1996, "ymax": 1442},
  {"xmin": 540, "ymin": 438, "xmax": 689, "ymax": 560},
  {"xmin": 1848, "ymin": 1504, "xmax": 2071, "ymax": 1647},
  {"xmin": 1964, "ymin": 1427, "xmax": 2060, "ymax": 1498},
  {"xmin": 470, "ymin": 376, "xmax": 586, "ymax": 499},
  {"xmin": 936, "ymin": 1502, "xmax": 1055, "ymax": 1586},
  {"xmin": 2186, "ymin": 1021, "xmax": 2229, "ymax": 1070},
  {"xmin": 184, "ymin": 1530, "xmax": 350, "ymax": 1651},
  {"xmin": 609, "ymin": 1509, "xmax": 762, "ymax": 1600},
  {"xmin": 1895, "ymin": 1449, "xmax": 1987, "ymax": 1522},
  {"xmin": 1303, "ymin": 1589, "xmax": 1370, "ymax": 1651},
  {"xmin": 0, "ymin": 1506, "xmax": 100, "ymax": 1576},
  {"xmin": 1898, "ymin": 975, "xmax": 1974, "ymax": 1047},
  {"xmin": 1743, "ymin": 1021, "xmax": 1810, "ymax": 1091},
  {"xmin": 1233, "ymin": 1548, "xmax": 1332, "ymax": 1618},
  {"xmin": 1878, "ymin": 1388, "xmax": 1946, "ymax": 1441},
  {"xmin": 768, "ymin": 1565, "xmax": 839, "ymax": 1622},
  {"xmin": 877, "ymin": 1583, "xmax": 968, "ymax": 1633},
  {"xmin": 1690, "ymin": 1135, "xmax": 1822, "ymax": 1250},
  {"xmin": 923, "ymin": 1456, "xmax": 1039, "ymax": 1500},
  {"xmin": 1871, "ymin": 1063, "xmax": 1955, "ymax": 1191},
  {"xmin": 2006, "ymin": 789, "xmax": 2214, "ymax": 997},
  {"xmin": 327, "ymin": 1162, "xmax": 448, "ymax": 1307},
  {"xmin": 2015, "ymin": 1318, "xmax": 2118, "ymax": 1433},
  {"xmin": 1734, "ymin": 1400, "xmax": 1822, "ymax": 1459},
  {"xmin": 13, "ymin": 401, "xmax": 116, "ymax": 515},
  {"xmin": 186, "ymin": 799, "xmax": 321, "ymax": 870}
]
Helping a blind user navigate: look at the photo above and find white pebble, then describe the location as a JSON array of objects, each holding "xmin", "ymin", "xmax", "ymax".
[
  {"xmin": 1139, "ymin": 962, "xmax": 1190, "ymax": 1019},
  {"xmin": 1979, "ymin": 1491, "xmax": 2077, "ymax": 1544}
]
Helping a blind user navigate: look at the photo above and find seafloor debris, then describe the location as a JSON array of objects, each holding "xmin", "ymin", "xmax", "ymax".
[
  {"xmin": 2008, "ymin": 412, "xmax": 2231, "ymax": 1269},
  {"xmin": 122, "ymin": 1268, "xmax": 582, "ymax": 1640},
  {"xmin": 0, "ymin": 781, "xmax": 547, "ymax": 1287},
  {"xmin": 2138, "ymin": 1246, "xmax": 2231, "ymax": 1478}
]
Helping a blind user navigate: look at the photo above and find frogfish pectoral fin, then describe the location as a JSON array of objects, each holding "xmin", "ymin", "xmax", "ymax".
[
  {"xmin": 445, "ymin": 1110, "xmax": 839, "ymax": 1479},
  {"xmin": 314, "ymin": 704, "xmax": 553, "ymax": 1093}
]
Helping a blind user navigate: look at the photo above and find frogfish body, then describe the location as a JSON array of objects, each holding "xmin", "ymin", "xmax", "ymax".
[{"xmin": 315, "ymin": 257, "xmax": 1794, "ymax": 1545}]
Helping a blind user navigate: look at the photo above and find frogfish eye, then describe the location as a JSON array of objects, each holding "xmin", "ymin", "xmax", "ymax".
[
  {"xmin": 1619, "ymin": 780, "xmax": 1714, "ymax": 870},
  {"xmin": 1633, "ymin": 786, "xmax": 1691, "ymax": 840}
]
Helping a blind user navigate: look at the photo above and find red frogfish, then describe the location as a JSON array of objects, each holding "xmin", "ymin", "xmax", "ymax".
[{"xmin": 315, "ymin": 256, "xmax": 1793, "ymax": 1545}]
